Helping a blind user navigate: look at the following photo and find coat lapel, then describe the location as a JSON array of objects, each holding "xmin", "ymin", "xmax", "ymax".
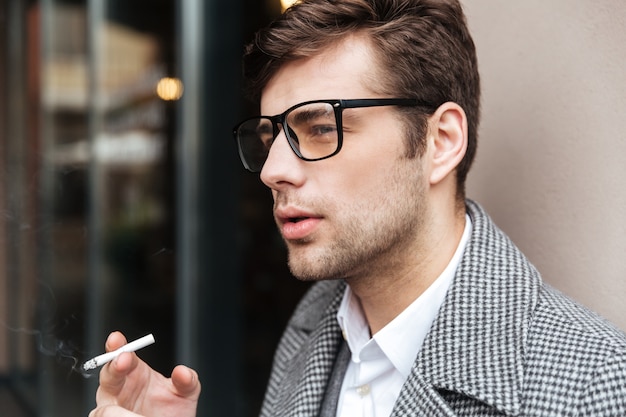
[
  {"xmin": 273, "ymin": 281, "xmax": 346, "ymax": 417},
  {"xmin": 391, "ymin": 370, "xmax": 460, "ymax": 417},
  {"xmin": 396, "ymin": 200, "xmax": 540, "ymax": 415}
]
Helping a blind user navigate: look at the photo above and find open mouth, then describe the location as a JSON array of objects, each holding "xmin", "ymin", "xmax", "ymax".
[
  {"xmin": 277, "ymin": 212, "xmax": 321, "ymax": 240},
  {"xmin": 289, "ymin": 217, "xmax": 308, "ymax": 223}
]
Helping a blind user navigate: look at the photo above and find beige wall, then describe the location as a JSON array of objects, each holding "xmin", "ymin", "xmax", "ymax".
[{"xmin": 463, "ymin": 1, "xmax": 626, "ymax": 330}]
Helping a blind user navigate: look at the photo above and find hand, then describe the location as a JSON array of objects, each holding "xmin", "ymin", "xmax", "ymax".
[{"xmin": 88, "ymin": 331, "xmax": 201, "ymax": 417}]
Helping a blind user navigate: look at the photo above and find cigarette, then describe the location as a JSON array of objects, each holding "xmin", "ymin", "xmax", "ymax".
[{"xmin": 83, "ymin": 334, "xmax": 155, "ymax": 371}]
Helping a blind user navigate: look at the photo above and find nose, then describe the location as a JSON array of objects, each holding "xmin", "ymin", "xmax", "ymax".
[{"xmin": 260, "ymin": 129, "xmax": 306, "ymax": 190}]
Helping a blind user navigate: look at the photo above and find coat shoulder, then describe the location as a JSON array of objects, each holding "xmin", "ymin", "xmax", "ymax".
[{"xmin": 523, "ymin": 284, "xmax": 626, "ymax": 414}]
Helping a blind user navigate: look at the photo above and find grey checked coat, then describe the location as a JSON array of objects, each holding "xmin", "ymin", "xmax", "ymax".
[{"xmin": 259, "ymin": 200, "xmax": 626, "ymax": 416}]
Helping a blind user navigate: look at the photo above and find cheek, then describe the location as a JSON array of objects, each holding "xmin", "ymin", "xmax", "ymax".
[
  {"xmin": 344, "ymin": 137, "xmax": 409, "ymax": 180},
  {"xmin": 338, "ymin": 150, "xmax": 412, "ymax": 193},
  {"xmin": 325, "ymin": 164, "xmax": 393, "ymax": 211},
  {"xmin": 311, "ymin": 132, "xmax": 419, "ymax": 209}
]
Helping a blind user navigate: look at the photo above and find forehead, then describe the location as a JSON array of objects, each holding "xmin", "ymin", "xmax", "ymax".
[{"xmin": 260, "ymin": 36, "xmax": 382, "ymax": 115}]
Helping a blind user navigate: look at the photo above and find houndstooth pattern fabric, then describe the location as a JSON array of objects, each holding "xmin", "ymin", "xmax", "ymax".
[
  {"xmin": 259, "ymin": 200, "xmax": 626, "ymax": 417},
  {"xmin": 260, "ymin": 280, "xmax": 345, "ymax": 417}
]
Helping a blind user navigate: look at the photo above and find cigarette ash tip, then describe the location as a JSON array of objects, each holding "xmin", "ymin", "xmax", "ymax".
[{"xmin": 83, "ymin": 359, "xmax": 97, "ymax": 371}]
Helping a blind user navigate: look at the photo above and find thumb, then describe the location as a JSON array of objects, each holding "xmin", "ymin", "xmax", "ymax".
[{"xmin": 171, "ymin": 365, "xmax": 201, "ymax": 399}]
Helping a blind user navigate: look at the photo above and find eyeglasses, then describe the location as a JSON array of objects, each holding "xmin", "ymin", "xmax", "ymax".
[{"xmin": 232, "ymin": 98, "xmax": 429, "ymax": 172}]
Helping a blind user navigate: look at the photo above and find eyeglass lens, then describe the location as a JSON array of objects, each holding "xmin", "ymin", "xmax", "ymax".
[{"xmin": 236, "ymin": 101, "xmax": 339, "ymax": 172}]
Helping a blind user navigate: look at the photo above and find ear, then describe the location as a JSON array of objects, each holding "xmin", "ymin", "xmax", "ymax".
[{"xmin": 427, "ymin": 102, "xmax": 468, "ymax": 185}]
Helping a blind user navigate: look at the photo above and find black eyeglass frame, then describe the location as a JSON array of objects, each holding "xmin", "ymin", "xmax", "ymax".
[{"xmin": 233, "ymin": 98, "xmax": 431, "ymax": 172}]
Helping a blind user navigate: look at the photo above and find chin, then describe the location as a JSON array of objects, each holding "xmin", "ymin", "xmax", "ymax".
[
  {"xmin": 288, "ymin": 258, "xmax": 330, "ymax": 282},
  {"xmin": 288, "ymin": 257, "xmax": 349, "ymax": 282},
  {"xmin": 286, "ymin": 240, "xmax": 354, "ymax": 281}
]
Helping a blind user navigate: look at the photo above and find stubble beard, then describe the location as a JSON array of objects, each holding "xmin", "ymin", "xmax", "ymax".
[{"xmin": 284, "ymin": 163, "xmax": 428, "ymax": 282}]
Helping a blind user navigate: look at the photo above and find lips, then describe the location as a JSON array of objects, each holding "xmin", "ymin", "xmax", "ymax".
[{"xmin": 275, "ymin": 208, "xmax": 322, "ymax": 241}]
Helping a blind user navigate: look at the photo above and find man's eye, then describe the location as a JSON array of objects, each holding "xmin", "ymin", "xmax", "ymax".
[{"xmin": 310, "ymin": 125, "xmax": 337, "ymax": 136}]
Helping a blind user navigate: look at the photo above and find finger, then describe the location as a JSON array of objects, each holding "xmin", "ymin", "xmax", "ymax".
[
  {"xmin": 105, "ymin": 331, "xmax": 128, "ymax": 352},
  {"xmin": 171, "ymin": 365, "xmax": 201, "ymax": 399},
  {"xmin": 95, "ymin": 332, "xmax": 133, "ymax": 399},
  {"xmin": 97, "ymin": 351, "xmax": 139, "ymax": 397}
]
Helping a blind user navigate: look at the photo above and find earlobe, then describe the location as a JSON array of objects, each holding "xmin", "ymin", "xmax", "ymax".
[{"xmin": 428, "ymin": 102, "xmax": 468, "ymax": 185}]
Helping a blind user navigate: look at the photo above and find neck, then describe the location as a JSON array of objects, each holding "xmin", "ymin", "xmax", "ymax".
[{"xmin": 346, "ymin": 201, "xmax": 466, "ymax": 335}]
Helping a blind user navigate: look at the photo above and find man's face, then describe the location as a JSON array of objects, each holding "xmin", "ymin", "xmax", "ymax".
[{"xmin": 259, "ymin": 36, "xmax": 431, "ymax": 282}]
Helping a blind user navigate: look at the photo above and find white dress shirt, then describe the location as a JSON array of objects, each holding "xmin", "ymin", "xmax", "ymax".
[{"xmin": 336, "ymin": 215, "xmax": 472, "ymax": 417}]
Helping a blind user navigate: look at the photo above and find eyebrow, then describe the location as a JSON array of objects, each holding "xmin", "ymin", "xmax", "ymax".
[{"xmin": 289, "ymin": 107, "xmax": 334, "ymax": 125}]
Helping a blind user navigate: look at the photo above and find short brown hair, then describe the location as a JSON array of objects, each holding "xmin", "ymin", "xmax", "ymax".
[{"xmin": 242, "ymin": 0, "xmax": 480, "ymax": 196}]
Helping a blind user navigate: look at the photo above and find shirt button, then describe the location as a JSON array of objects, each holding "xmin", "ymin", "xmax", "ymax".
[{"xmin": 356, "ymin": 384, "xmax": 370, "ymax": 397}]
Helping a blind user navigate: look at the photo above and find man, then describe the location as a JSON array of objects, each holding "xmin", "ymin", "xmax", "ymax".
[{"xmin": 89, "ymin": 1, "xmax": 626, "ymax": 416}]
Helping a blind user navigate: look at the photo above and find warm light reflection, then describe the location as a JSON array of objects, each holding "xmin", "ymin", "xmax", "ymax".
[
  {"xmin": 156, "ymin": 77, "xmax": 184, "ymax": 101},
  {"xmin": 281, "ymin": 0, "xmax": 299, "ymax": 12}
]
